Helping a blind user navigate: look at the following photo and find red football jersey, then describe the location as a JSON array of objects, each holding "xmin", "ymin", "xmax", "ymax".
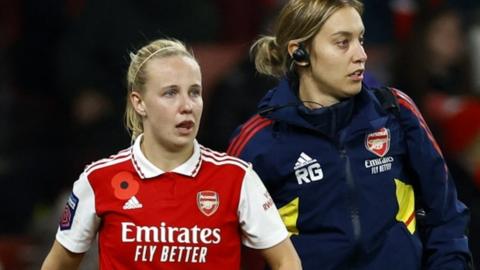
[{"xmin": 56, "ymin": 135, "xmax": 287, "ymax": 269}]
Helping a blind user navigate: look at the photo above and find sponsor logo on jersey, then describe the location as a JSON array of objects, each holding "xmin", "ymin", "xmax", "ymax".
[
  {"xmin": 365, "ymin": 127, "xmax": 390, "ymax": 157},
  {"xmin": 121, "ymin": 221, "xmax": 221, "ymax": 263},
  {"xmin": 262, "ymin": 191, "xmax": 275, "ymax": 211},
  {"xmin": 294, "ymin": 152, "xmax": 324, "ymax": 184},
  {"xmin": 365, "ymin": 156, "xmax": 394, "ymax": 174},
  {"xmin": 123, "ymin": 195, "xmax": 143, "ymax": 210},
  {"xmin": 60, "ymin": 192, "xmax": 79, "ymax": 230},
  {"xmin": 197, "ymin": 191, "xmax": 219, "ymax": 216}
]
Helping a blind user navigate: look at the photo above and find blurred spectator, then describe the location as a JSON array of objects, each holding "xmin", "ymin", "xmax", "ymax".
[
  {"xmin": 423, "ymin": 93, "xmax": 480, "ymax": 268},
  {"xmin": 393, "ymin": 5, "xmax": 479, "ymax": 267},
  {"xmin": 393, "ymin": 5, "xmax": 472, "ymax": 106},
  {"xmin": 363, "ymin": 0, "xmax": 479, "ymax": 86}
]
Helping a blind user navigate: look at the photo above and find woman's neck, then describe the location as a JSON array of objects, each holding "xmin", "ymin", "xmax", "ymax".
[
  {"xmin": 298, "ymin": 75, "xmax": 340, "ymax": 108},
  {"xmin": 140, "ymin": 135, "xmax": 194, "ymax": 172}
]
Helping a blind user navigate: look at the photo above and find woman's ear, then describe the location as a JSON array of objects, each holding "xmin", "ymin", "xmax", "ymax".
[
  {"xmin": 130, "ymin": 91, "xmax": 146, "ymax": 116},
  {"xmin": 288, "ymin": 40, "xmax": 310, "ymax": 66},
  {"xmin": 287, "ymin": 40, "xmax": 300, "ymax": 58}
]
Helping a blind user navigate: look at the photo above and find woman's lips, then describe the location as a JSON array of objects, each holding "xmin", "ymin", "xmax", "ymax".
[
  {"xmin": 348, "ymin": 69, "xmax": 364, "ymax": 81},
  {"xmin": 176, "ymin": 120, "xmax": 194, "ymax": 134}
]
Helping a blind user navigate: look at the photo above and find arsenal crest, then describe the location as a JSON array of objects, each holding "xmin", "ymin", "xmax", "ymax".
[
  {"xmin": 197, "ymin": 191, "xmax": 219, "ymax": 216},
  {"xmin": 365, "ymin": 128, "xmax": 390, "ymax": 157}
]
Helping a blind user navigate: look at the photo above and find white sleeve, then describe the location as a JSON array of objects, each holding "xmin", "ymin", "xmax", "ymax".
[
  {"xmin": 238, "ymin": 165, "xmax": 288, "ymax": 249},
  {"xmin": 55, "ymin": 172, "xmax": 100, "ymax": 253}
]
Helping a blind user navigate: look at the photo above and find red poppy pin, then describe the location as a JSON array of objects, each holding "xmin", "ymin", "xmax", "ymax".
[{"xmin": 111, "ymin": 172, "xmax": 139, "ymax": 200}]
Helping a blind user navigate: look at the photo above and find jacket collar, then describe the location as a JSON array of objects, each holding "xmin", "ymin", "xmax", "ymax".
[
  {"xmin": 131, "ymin": 134, "xmax": 202, "ymax": 179},
  {"xmin": 258, "ymin": 77, "xmax": 390, "ymax": 138},
  {"xmin": 258, "ymin": 78, "xmax": 315, "ymax": 129}
]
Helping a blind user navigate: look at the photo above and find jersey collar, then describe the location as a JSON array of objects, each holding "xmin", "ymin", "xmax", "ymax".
[{"xmin": 131, "ymin": 134, "xmax": 202, "ymax": 179}]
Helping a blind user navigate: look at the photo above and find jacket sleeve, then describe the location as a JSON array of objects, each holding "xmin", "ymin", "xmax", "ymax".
[
  {"xmin": 227, "ymin": 114, "xmax": 273, "ymax": 160},
  {"xmin": 394, "ymin": 89, "xmax": 472, "ymax": 269}
]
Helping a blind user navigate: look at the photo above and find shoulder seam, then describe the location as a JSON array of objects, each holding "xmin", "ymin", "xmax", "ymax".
[
  {"xmin": 200, "ymin": 146, "xmax": 249, "ymax": 169},
  {"xmin": 84, "ymin": 149, "xmax": 132, "ymax": 175},
  {"xmin": 227, "ymin": 115, "xmax": 272, "ymax": 157},
  {"xmin": 392, "ymin": 89, "xmax": 444, "ymax": 158}
]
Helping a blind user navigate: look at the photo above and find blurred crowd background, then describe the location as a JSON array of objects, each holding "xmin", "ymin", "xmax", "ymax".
[{"xmin": 1, "ymin": 0, "xmax": 480, "ymax": 269}]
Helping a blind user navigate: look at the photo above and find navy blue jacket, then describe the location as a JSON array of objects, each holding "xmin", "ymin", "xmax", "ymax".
[{"xmin": 228, "ymin": 78, "xmax": 471, "ymax": 270}]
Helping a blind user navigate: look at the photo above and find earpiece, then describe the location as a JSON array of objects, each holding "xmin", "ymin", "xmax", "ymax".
[{"xmin": 292, "ymin": 43, "xmax": 310, "ymax": 65}]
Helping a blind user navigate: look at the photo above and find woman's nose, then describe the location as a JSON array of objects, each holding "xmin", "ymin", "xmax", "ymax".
[
  {"xmin": 179, "ymin": 94, "xmax": 193, "ymax": 113},
  {"xmin": 353, "ymin": 43, "xmax": 367, "ymax": 64}
]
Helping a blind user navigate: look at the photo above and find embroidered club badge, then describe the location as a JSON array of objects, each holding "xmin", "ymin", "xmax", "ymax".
[
  {"xmin": 365, "ymin": 127, "xmax": 390, "ymax": 157},
  {"xmin": 197, "ymin": 191, "xmax": 219, "ymax": 216}
]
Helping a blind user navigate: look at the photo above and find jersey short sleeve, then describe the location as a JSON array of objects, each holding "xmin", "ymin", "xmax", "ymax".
[
  {"xmin": 56, "ymin": 172, "xmax": 100, "ymax": 253},
  {"xmin": 238, "ymin": 165, "xmax": 288, "ymax": 249}
]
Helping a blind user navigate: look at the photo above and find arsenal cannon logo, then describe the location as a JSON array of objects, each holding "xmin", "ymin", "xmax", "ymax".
[
  {"xmin": 197, "ymin": 191, "xmax": 219, "ymax": 216},
  {"xmin": 365, "ymin": 128, "xmax": 390, "ymax": 157}
]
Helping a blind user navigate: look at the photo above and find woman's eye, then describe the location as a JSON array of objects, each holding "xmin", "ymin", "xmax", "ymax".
[
  {"xmin": 163, "ymin": 89, "xmax": 177, "ymax": 97},
  {"xmin": 359, "ymin": 37, "xmax": 365, "ymax": 45},
  {"xmin": 190, "ymin": 90, "xmax": 201, "ymax": 97},
  {"xmin": 337, "ymin": 39, "xmax": 349, "ymax": 48}
]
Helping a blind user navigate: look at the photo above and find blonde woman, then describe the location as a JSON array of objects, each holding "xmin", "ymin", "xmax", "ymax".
[{"xmin": 41, "ymin": 38, "xmax": 301, "ymax": 270}]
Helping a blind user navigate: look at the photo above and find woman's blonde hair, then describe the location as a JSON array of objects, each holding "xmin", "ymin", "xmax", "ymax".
[
  {"xmin": 251, "ymin": 0, "xmax": 363, "ymax": 78},
  {"xmin": 125, "ymin": 39, "xmax": 195, "ymax": 140}
]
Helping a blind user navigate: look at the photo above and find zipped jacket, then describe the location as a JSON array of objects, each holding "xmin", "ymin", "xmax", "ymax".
[{"xmin": 228, "ymin": 78, "xmax": 471, "ymax": 270}]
